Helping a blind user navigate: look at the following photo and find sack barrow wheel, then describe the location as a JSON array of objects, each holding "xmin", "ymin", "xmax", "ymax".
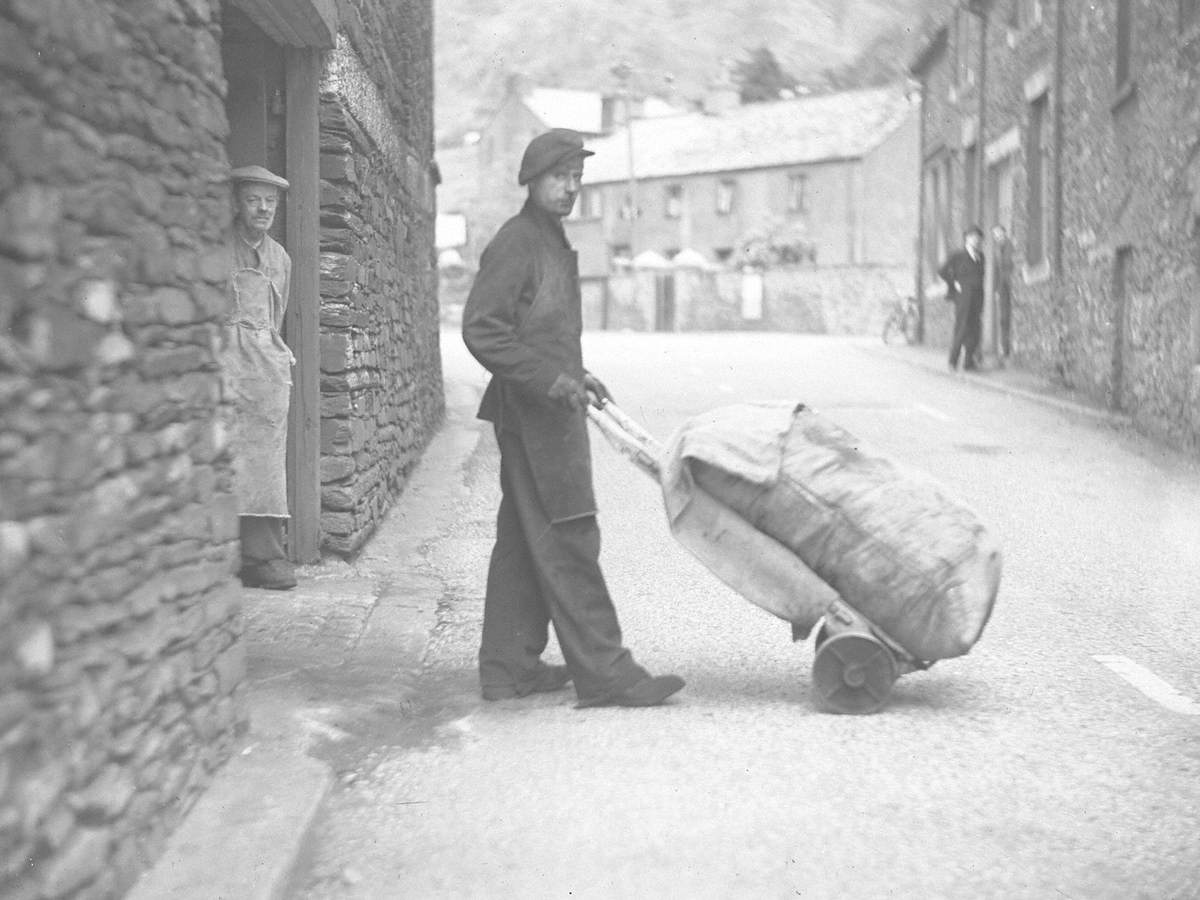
[{"xmin": 811, "ymin": 631, "xmax": 897, "ymax": 714}]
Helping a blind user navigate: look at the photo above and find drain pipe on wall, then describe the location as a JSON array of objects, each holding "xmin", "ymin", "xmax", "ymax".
[{"xmin": 1052, "ymin": 0, "xmax": 1066, "ymax": 276}]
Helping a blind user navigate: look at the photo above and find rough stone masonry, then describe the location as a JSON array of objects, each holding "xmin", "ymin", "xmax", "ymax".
[
  {"xmin": 1, "ymin": 0, "xmax": 443, "ymax": 894},
  {"xmin": 0, "ymin": 1, "xmax": 244, "ymax": 897},
  {"xmin": 317, "ymin": 2, "xmax": 443, "ymax": 557}
]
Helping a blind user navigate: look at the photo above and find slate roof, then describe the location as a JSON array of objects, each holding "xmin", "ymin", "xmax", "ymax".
[
  {"xmin": 522, "ymin": 88, "xmax": 684, "ymax": 135},
  {"xmin": 580, "ymin": 85, "xmax": 915, "ymax": 185}
]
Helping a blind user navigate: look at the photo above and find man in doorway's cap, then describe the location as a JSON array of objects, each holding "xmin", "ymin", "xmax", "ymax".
[
  {"xmin": 517, "ymin": 128, "xmax": 594, "ymax": 186},
  {"xmin": 223, "ymin": 164, "xmax": 297, "ymax": 590},
  {"xmin": 462, "ymin": 129, "xmax": 685, "ymax": 709},
  {"xmin": 230, "ymin": 164, "xmax": 290, "ymax": 190}
]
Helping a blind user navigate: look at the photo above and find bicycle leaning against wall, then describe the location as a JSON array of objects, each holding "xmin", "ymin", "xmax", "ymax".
[{"xmin": 881, "ymin": 294, "xmax": 919, "ymax": 345}]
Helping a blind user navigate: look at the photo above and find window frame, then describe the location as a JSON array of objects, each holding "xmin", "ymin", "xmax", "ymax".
[
  {"xmin": 578, "ymin": 186, "xmax": 604, "ymax": 220},
  {"xmin": 786, "ymin": 172, "xmax": 808, "ymax": 215},
  {"xmin": 716, "ymin": 179, "xmax": 737, "ymax": 216},
  {"xmin": 1116, "ymin": 0, "xmax": 1134, "ymax": 91},
  {"xmin": 664, "ymin": 183, "xmax": 683, "ymax": 219},
  {"xmin": 964, "ymin": 142, "xmax": 979, "ymax": 228},
  {"xmin": 1025, "ymin": 91, "xmax": 1049, "ymax": 267},
  {"xmin": 1183, "ymin": 0, "xmax": 1200, "ymax": 31}
]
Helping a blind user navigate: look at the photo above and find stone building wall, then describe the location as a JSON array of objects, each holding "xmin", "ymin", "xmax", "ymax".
[
  {"xmin": 913, "ymin": 16, "xmax": 971, "ymax": 300},
  {"xmin": 1052, "ymin": 0, "xmax": 1200, "ymax": 442},
  {"xmin": 600, "ymin": 265, "xmax": 910, "ymax": 336},
  {"xmin": 0, "ymin": 1, "xmax": 244, "ymax": 897},
  {"xmin": 316, "ymin": 0, "xmax": 442, "ymax": 556},
  {"xmin": 972, "ymin": 0, "xmax": 1062, "ymax": 369},
  {"xmin": 913, "ymin": 1, "xmax": 1200, "ymax": 448}
]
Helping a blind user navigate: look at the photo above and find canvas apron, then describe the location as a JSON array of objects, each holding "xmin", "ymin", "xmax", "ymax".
[
  {"xmin": 508, "ymin": 246, "xmax": 596, "ymax": 523},
  {"xmin": 223, "ymin": 266, "xmax": 294, "ymax": 517}
]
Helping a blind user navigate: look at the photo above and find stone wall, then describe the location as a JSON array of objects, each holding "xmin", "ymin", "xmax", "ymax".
[
  {"xmin": 1052, "ymin": 1, "xmax": 1200, "ymax": 444},
  {"xmin": 600, "ymin": 265, "xmax": 911, "ymax": 336},
  {"xmin": 316, "ymin": 1, "xmax": 442, "ymax": 557},
  {"xmin": 0, "ymin": 1, "xmax": 244, "ymax": 897},
  {"xmin": 973, "ymin": 0, "xmax": 1061, "ymax": 367},
  {"xmin": 913, "ymin": 12, "xmax": 976, "ymax": 294},
  {"xmin": 915, "ymin": 0, "xmax": 1200, "ymax": 448}
]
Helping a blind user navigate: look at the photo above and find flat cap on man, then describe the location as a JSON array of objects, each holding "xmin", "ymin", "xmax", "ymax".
[
  {"xmin": 517, "ymin": 129, "xmax": 595, "ymax": 186},
  {"xmin": 230, "ymin": 165, "xmax": 290, "ymax": 191}
]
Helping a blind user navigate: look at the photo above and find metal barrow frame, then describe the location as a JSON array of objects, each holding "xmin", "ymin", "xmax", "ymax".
[{"xmin": 588, "ymin": 400, "xmax": 931, "ymax": 715}]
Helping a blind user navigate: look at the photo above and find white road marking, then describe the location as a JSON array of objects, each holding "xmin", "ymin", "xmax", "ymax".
[
  {"xmin": 1093, "ymin": 655, "xmax": 1200, "ymax": 715},
  {"xmin": 913, "ymin": 403, "xmax": 952, "ymax": 423}
]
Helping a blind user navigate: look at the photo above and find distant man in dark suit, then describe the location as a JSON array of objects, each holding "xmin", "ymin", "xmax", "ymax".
[{"xmin": 939, "ymin": 225, "xmax": 986, "ymax": 371}]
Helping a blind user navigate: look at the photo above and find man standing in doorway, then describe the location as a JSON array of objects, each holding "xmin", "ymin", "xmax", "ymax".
[
  {"xmin": 992, "ymin": 224, "xmax": 1014, "ymax": 360},
  {"xmin": 462, "ymin": 129, "xmax": 684, "ymax": 708},
  {"xmin": 225, "ymin": 165, "xmax": 297, "ymax": 590},
  {"xmin": 940, "ymin": 225, "xmax": 987, "ymax": 371}
]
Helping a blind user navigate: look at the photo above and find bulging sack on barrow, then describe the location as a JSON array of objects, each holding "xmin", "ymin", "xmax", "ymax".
[{"xmin": 660, "ymin": 403, "xmax": 1001, "ymax": 661}]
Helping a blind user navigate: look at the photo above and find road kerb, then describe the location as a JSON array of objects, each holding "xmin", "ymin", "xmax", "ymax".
[
  {"xmin": 866, "ymin": 343, "xmax": 1133, "ymax": 429},
  {"xmin": 126, "ymin": 747, "xmax": 331, "ymax": 900}
]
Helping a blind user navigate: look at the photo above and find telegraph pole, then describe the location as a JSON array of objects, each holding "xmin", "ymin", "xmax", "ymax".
[{"xmin": 611, "ymin": 61, "xmax": 638, "ymax": 255}]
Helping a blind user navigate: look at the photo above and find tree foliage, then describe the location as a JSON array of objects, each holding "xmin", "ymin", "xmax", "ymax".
[
  {"xmin": 814, "ymin": 14, "xmax": 946, "ymax": 92},
  {"xmin": 733, "ymin": 217, "xmax": 817, "ymax": 269},
  {"xmin": 434, "ymin": 0, "xmax": 950, "ymax": 144},
  {"xmin": 733, "ymin": 46, "xmax": 797, "ymax": 104}
]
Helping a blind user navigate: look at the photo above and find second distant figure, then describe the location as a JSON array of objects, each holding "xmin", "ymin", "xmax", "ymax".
[{"xmin": 940, "ymin": 225, "xmax": 986, "ymax": 372}]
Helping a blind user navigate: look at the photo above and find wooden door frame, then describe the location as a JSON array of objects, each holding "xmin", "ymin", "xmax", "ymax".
[
  {"xmin": 283, "ymin": 49, "xmax": 322, "ymax": 563},
  {"xmin": 222, "ymin": 6, "xmax": 326, "ymax": 564}
]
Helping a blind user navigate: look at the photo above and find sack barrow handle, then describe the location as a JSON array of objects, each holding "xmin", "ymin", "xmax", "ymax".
[{"xmin": 586, "ymin": 398, "xmax": 663, "ymax": 480}]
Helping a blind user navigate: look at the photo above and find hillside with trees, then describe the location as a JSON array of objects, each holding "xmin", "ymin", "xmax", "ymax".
[{"xmin": 434, "ymin": 0, "xmax": 952, "ymax": 145}]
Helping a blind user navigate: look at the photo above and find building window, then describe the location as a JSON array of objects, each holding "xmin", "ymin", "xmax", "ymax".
[
  {"xmin": 940, "ymin": 155, "xmax": 954, "ymax": 260},
  {"xmin": 923, "ymin": 155, "xmax": 955, "ymax": 283},
  {"xmin": 787, "ymin": 173, "xmax": 807, "ymax": 214},
  {"xmin": 964, "ymin": 142, "xmax": 978, "ymax": 228},
  {"xmin": 578, "ymin": 187, "xmax": 604, "ymax": 220},
  {"xmin": 714, "ymin": 247, "xmax": 734, "ymax": 263},
  {"xmin": 1015, "ymin": 0, "xmax": 1043, "ymax": 28},
  {"xmin": 716, "ymin": 179, "xmax": 737, "ymax": 215},
  {"xmin": 1116, "ymin": 0, "xmax": 1134, "ymax": 89},
  {"xmin": 1184, "ymin": 0, "xmax": 1200, "ymax": 30},
  {"xmin": 1194, "ymin": 221, "xmax": 1200, "ymax": 365},
  {"xmin": 610, "ymin": 243, "xmax": 632, "ymax": 265},
  {"xmin": 960, "ymin": 12, "xmax": 976, "ymax": 86},
  {"xmin": 1112, "ymin": 246, "xmax": 1133, "ymax": 409},
  {"xmin": 665, "ymin": 184, "xmax": 683, "ymax": 219},
  {"xmin": 619, "ymin": 194, "xmax": 639, "ymax": 220},
  {"xmin": 1026, "ymin": 92, "xmax": 1049, "ymax": 266},
  {"xmin": 923, "ymin": 163, "xmax": 942, "ymax": 280}
]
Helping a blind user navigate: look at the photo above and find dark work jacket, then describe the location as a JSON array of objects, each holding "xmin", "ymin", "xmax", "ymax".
[
  {"xmin": 939, "ymin": 249, "xmax": 986, "ymax": 305},
  {"xmin": 462, "ymin": 199, "xmax": 595, "ymax": 523}
]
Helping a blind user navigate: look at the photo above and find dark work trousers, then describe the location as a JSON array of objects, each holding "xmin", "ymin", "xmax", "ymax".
[
  {"xmin": 240, "ymin": 515, "xmax": 287, "ymax": 566},
  {"xmin": 997, "ymin": 284, "xmax": 1012, "ymax": 357},
  {"xmin": 480, "ymin": 425, "xmax": 648, "ymax": 702},
  {"xmin": 948, "ymin": 291, "xmax": 984, "ymax": 369}
]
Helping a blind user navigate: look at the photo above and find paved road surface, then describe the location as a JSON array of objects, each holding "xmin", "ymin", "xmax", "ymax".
[{"xmin": 292, "ymin": 332, "xmax": 1200, "ymax": 899}]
